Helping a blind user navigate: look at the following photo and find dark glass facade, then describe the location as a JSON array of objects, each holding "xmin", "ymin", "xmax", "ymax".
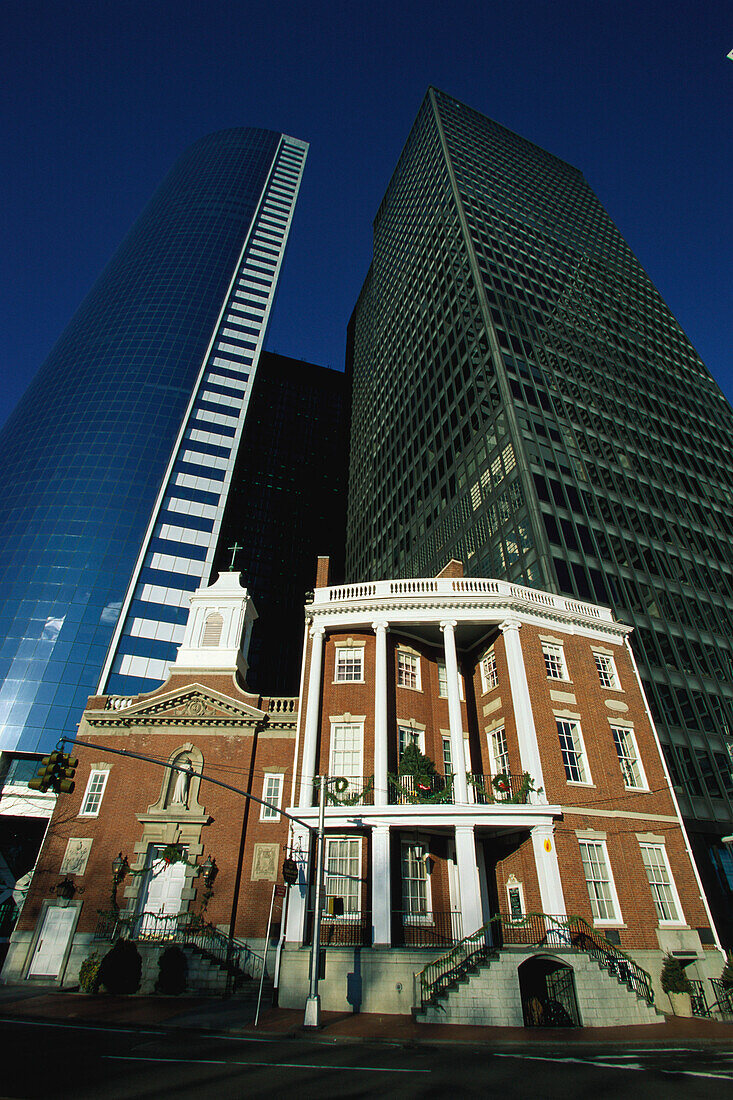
[
  {"xmin": 346, "ymin": 88, "xmax": 733, "ymax": 940},
  {"xmin": 212, "ymin": 351, "xmax": 347, "ymax": 694},
  {"xmin": 0, "ymin": 128, "xmax": 290, "ymax": 752}
]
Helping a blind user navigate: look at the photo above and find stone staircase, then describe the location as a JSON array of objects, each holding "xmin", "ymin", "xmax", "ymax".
[{"xmin": 415, "ymin": 948, "xmax": 663, "ymax": 1027}]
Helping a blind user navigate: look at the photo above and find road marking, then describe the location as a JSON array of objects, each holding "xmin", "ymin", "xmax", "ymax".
[
  {"xmin": 0, "ymin": 1018, "xmax": 164, "ymax": 1036},
  {"xmin": 660, "ymin": 1070, "xmax": 733, "ymax": 1081},
  {"xmin": 104, "ymin": 1055, "xmax": 429, "ymax": 1073},
  {"xmin": 493, "ymin": 1052, "xmax": 733, "ymax": 1081}
]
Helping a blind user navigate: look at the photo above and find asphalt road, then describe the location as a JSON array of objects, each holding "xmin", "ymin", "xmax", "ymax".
[{"xmin": 1, "ymin": 1019, "xmax": 733, "ymax": 1098}]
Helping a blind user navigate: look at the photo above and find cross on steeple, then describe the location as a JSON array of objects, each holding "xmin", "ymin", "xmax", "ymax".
[{"xmin": 227, "ymin": 542, "xmax": 242, "ymax": 571}]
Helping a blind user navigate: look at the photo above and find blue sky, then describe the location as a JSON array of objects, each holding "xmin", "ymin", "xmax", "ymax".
[{"xmin": 1, "ymin": 0, "xmax": 730, "ymax": 427}]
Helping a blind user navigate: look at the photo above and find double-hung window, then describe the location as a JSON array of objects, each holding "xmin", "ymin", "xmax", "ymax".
[
  {"xmin": 401, "ymin": 842, "xmax": 430, "ymax": 921},
  {"xmin": 594, "ymin": 652, "xmax": 620, "ymax": 689},
  {"xmin": 579, "ymin": 840, "xmax": 621, "ymax": 923},
  {"xmin": 543, "ymin": 642, "xmax": 569, "ymax": 681},
  {"xmin": 79, "ymin": 769, "xmax": 110, "ymax": 816},
  {"xmin": 325, "ymin": 838, "xmax": 361, "ymax": 917},
  {"xmin": 260, "ymin": 774, "xmax": 283, "ymax": 820},
  {"xmin": 480, "ymin": 650, "xmax": 498, "ymax": 692},
  {"xmin": 489, "ymin": 726, "xmax": 510, "ymax": 776},
  {"xmin": 335, "ymin": 646, "xmax": 363, "ymax": 682},
  {"xmin": 398, "ymin": 724, "xmax": 424, "ymax": 758},
  {"xmin": 329, "ymin": 721, "xmax": 363, "ymax": 793},
  {"xmin": 639, "ymin": 844, "xmax": 683, "ymax": 924},
  {"xmin": 557, "ymin": 719, "xmax": 591, "ymax": 783},
  {"xmin": 437, "ymin": 660, "xmax": 464, "ymax": 699},
  {"xmin": 397, "ymin": 651, "xmax": 420, "ymax": 690},
  {"xmin": 612, "ymin": 725, "xmax": 647, "ymax": 789}
]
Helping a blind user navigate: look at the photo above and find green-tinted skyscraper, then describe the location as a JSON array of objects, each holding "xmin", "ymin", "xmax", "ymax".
[{"xmin": 346, "ymin": 88, "xmax": 733, "ymax": 939}]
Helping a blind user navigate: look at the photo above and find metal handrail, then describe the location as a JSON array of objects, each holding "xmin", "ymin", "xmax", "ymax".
[
  {"xmin": 417, "ymin": 912, "xmax": 655, "ymax": 1010},
  {"xmin": 709, "ymin": 978, "xmax": 733, "ymax": 1018}
]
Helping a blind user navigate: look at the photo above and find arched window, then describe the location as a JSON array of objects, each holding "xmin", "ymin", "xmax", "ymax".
[{"xmin": 201, "ymin": 612, "xmax": 223, "ymax": 647}]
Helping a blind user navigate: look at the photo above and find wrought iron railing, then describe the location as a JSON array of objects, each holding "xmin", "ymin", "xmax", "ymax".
[
  {"xmin": 321, "ymin": 776, "xmax": 374, "ymax": 806},
  {"xmin": 307, "ymin": 912, "xmax": 370, "ymax": 947},
  {"xmin": 389, "ymin": 773, "xmax": 453, "ymax": 804},
  {"xmin": 709, "ymin": 978, "xmax": 733, "ymax": 1018},
  {"xmin": 394, "ymin": 910, "xmax": 462, "ymax": 948},
  {"xmin": 417, "ymin": 912, "xmax": 655, "ymax": 1011},
  {"xmin": 387, "ymin": 772, "xmax": 536, "ymax": 805},
  {"xmin": 93, "ymin": 910, "xmax": 245, "ymax": 975},
  {"xmin": 467, "ymin": 773, "xmax": 536, "ymax": 804},
  {"xmin": 688, "ymin": 978, "xmax": 710, "ymax": 1017}
]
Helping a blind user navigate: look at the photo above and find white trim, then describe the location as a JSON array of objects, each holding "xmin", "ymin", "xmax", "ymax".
[
  {"xmin": 578, "ymin": 837, "xmax": 623, "ymax": 926},
  {"xmin": 78, "ymin": 769, "xmax": 110, "ymax": 817},
  {"xmin": 611, "ymin": 723, "xmax": 649, "ymax": 791},
  {"xmin": 260, "ymin": 773, "xmax": 284, "ymax": 821},
  {"xmin": 638, "ymin": 841, "xmax": 686, "ymax": 927}
]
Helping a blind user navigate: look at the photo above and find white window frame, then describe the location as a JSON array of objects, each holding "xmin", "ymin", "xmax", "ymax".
[
  {"xmin": 488, "ymin": 725, "xmax": 510, "ymax": 776},
  {"xmin": 328, "ymin": 720, "xmax": 364, "ymax": 791},
  {"xmin": 324, "ymin": 836, "xmax": 362, "ymax": 918},
  {"xmin": 401, "ymin": 839, "xmax": 432, "ymax": 924},
  {"xmin": 438, "ymin": 660, "xmax": 464, "ymax": 699},
  {"xmin": 398, "ymin": 724, "xmax": 425, "ymax": 758},
  {"xmin": 611, "ymin": 725, "xmax": 648, "ymax": 790},
  {"xmin": 543, "ymin": 642, "xmax": 570, "ymax": 681},
  {"xmin": 505, "ymin": 877, "xmax": 526, "ymax": 921},
  {"xmin": 334, "ymin": 646, "xmax": 364, "ymax": 683},
  {"xmin": 479, "ymin": 649, "xmax": 498, "ymax": 693},
  {"xmin": 557, "ymin": 718, "xmax": 592, "ymax": 784},
  {"xmin": 594, "ymin": 651, "xmax": 621, "ymax": 690},
  {"xmin": 79, "ymin": 769, "xmax": 110, "ymax": 817},
  {"xmin": 639, "ymin": 843, "xmax": 685, "ymax": 925},
  {"xmin": 260, "ymin": 773, "xmax": 284, "ymax": 821},
  {"xmin": 578, "ymin": 839, "xmax": 622, "ymax": 925},
  {"xmin": 397, "ymin": 650, "xmax": 421, "ymax": 690},
  {"xmin": 442, "ymin": 735, "xmax": 453, "ymax": 776}
]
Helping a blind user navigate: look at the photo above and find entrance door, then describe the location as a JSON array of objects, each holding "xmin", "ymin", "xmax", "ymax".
[
  {"xmin": 136, "ymin": 847, "xmax": 187, "ymax": 937},
  {"xmin": 28, "ymin": 906, "xmax": 76, "ymax": 977}
]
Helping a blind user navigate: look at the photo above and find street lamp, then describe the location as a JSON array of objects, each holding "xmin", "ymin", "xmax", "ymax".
[
  {"xmin": 304, "ymin": 775, "xmax": 328, "ymax": 1028},
  {"xmin": 53, "ymin": 877, "xmax": 76, "ymax": 908},
  {"xmin": 111, "ymin": 853, "xmax": 129, "ymax": 911}
]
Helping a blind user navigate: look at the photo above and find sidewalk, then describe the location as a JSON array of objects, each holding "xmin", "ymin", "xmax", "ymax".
[{"xmin": 1, "ymin": 984, "xmax": 732, "ymax": 1047}]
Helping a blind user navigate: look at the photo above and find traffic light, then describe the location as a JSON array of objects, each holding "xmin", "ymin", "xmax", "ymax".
[{"xmin": 28, "ymin": 751, "xmax": 78, "ymax": 794}]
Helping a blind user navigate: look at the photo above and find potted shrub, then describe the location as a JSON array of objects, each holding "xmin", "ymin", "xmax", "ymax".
[
  {"xmin": 78, "ymin": 951, "xmax": 102, "ymax": 994},
  {"xmin": 660, "ymin": 952, "xmax": 693, "ymax": 1017},
  {"xmin": 719, "ymin": 954, "xmax": 733, "ymax": 990}
]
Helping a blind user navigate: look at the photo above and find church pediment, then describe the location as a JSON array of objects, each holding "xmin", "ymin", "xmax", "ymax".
[{"xmin": 89, "ymin": 684, "xmax": 267, "ymax": 726}]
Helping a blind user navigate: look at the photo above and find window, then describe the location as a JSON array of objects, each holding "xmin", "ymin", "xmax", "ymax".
[
  {"xmin": 442, "ymin": 736, "xmax": 452, "ymax": 776},
  {"xmin": 79, "ymin": 769, "xmax": 109, "ymax": 816},
  {"xmin": 438, "ymin": 660, "xmax": 464, "ymax": 698},
  {"xmin": 329, "ymin": 722, "xmax": 363, "ymax": 789},
  {"xmin": 489, "ymin": 726, "xmax": 510, "ymax": 775},
  {"xmin": 612, "ymin": 726, "xmax": 648, "ymax": 789},
  {"xmin": 335, "ymin": 646, "xmax": 364, "ymax": 682},
  {"xmin": 397, "ymin": 651, "xmax": 420, "ymax": 690},
  {"xmin": 325, "ymin": 838, "xmax": 361, "ymax": 916},
  {"xmin": 260, "ymin": 774, "xmax": 283, "ymax": 820},
  {"xmin": 594, "ymin": 652, "xmax": 620, "ymax": 689},
  {"xmin": 543, "ymin": 642, "xmax": 569, "ymax": 680},
  {"xmin": 4, "ymin": 758, "xmax": 39, "ymax": 786},
  {"xmin": 579, "ymin": 840, "xmax": 620, "ymax": 923},
  {"xmin": 398, "ymin": 725, "xmax": 425, "ymax": 758},
  {"xmin": 401, "ymin": 842, "xmax": 430, "ymax": 919},
  {"xmin": 557, "ymin": 719, "xmax": 591, "ymax": 783},
  {"xmin": 480, "ymin": 650, "xmax": 498, "ymax": 692},
  {"xmin": 639, "ymin": 844, "xmax": 683, "ymax": 924}
]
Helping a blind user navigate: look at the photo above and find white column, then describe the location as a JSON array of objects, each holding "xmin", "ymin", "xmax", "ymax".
[
  {"xmin": 454, "ymin": 826, "xmax": 484, "ymax": 936},
  {"xmin": 284, "ymin": 827, "xmax": 312, "ymax": 945},
  {"xmin": 499, "ymin": 617, "xmax": 546, "ymax": 797},
  {"xmin": 530, "ymin": 823, "xmax": 566, "ymax": 917},
  {"xmin": 441, "ymin": 619, "xmax": 468, "ymax": 803},
  {"xmin": 372, "ymin": 621, "xmax": 389, "ymax": 806},
  {"xmin": 299, "ymin": 624, "xmax": 325, "ymax": 807},
  {"xmin": 371, "ymin": 826, "xmax": 391, "ymax": 945}
]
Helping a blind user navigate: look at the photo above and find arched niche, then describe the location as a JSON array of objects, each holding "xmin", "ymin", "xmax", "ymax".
[{"xmin": 147, "ymin": 742, "xmax": 205, "ymax": 816}]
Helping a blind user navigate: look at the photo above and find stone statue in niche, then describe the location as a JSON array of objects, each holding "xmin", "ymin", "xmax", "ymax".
[{"xmin": 170, "ymin": 756, "xmax": 194, "ymax": 808}]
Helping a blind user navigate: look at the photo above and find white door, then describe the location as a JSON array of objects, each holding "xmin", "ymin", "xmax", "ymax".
[
  {"xmin": 28, "ymin": 906, "xmax": 76, "ymax": 977},
  {"xmin": 137, "ymin": 848, "xmax": 187, "ymax": 936}
]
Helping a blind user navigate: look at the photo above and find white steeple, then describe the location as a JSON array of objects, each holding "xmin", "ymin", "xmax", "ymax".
[{"xmin": 171, "ymin": 572, "xmax": 257, "ymax": 678}]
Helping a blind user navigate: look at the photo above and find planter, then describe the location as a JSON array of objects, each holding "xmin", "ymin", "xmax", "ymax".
[{"xmin": 668, "ymin": 991, "xmax": 693, "ymax": 1017}]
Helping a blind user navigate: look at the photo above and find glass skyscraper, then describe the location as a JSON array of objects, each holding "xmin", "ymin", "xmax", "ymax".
[
  {"xmin": 0, "ymin": 126, "xmax": 307, "ymax": 753},
  {"xmin": 346, "ymin": 88, "xmax": 733, "ymax": 938}
]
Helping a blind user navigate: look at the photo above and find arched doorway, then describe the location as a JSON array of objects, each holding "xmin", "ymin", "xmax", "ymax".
[{"xmin": 518, "ymin": 955, "xmax": 581, "ymax": 1028}]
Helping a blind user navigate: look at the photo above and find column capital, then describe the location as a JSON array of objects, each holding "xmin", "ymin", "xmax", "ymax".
[
  {"xmin": 499, "ymin": 616, "xmax": 522, "ymax": 634},
  {"xmin": 309, "ymin": 623, "xmax": 326, "ymax": 639},
  {"xmin": 439, "ymin": 618, "xmax": 458, "ymax": 632},
  {"xmin": 371, "ymin": 620, "xmax": 390, "ymax": 633},
  {"xmin": 454, "ymin": 824, "xmax": 476, "ymax": 838}
]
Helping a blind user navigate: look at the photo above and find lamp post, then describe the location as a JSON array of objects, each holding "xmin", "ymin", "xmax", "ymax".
[
  {"xmin": 111, "ymin": 852, "xmax": 129, "ymax": 912},
  {"xmin": 304, "ymin": 775, "xmax": 327, "ymax": 1028}
]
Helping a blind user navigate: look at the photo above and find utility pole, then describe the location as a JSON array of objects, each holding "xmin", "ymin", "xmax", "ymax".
[{"xmin": 304, "ymin": 775, "xmax": 327, "ymax": 1027}]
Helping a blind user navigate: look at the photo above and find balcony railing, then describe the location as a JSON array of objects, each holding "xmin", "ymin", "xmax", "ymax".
[
  {"xmin": 307, "ymin": 913, "xmax": 370, "ymax": 947},
  {"xmin": 394, "ymin": 909, "xmax": 463, "ymax": 948},
  {"xmin": 389, "ymin": 772, "xmax": 536, "ymax": 805},
  {"xmin": 322, "ymin": 776, "xmax": 375, "ymax": 806}
]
